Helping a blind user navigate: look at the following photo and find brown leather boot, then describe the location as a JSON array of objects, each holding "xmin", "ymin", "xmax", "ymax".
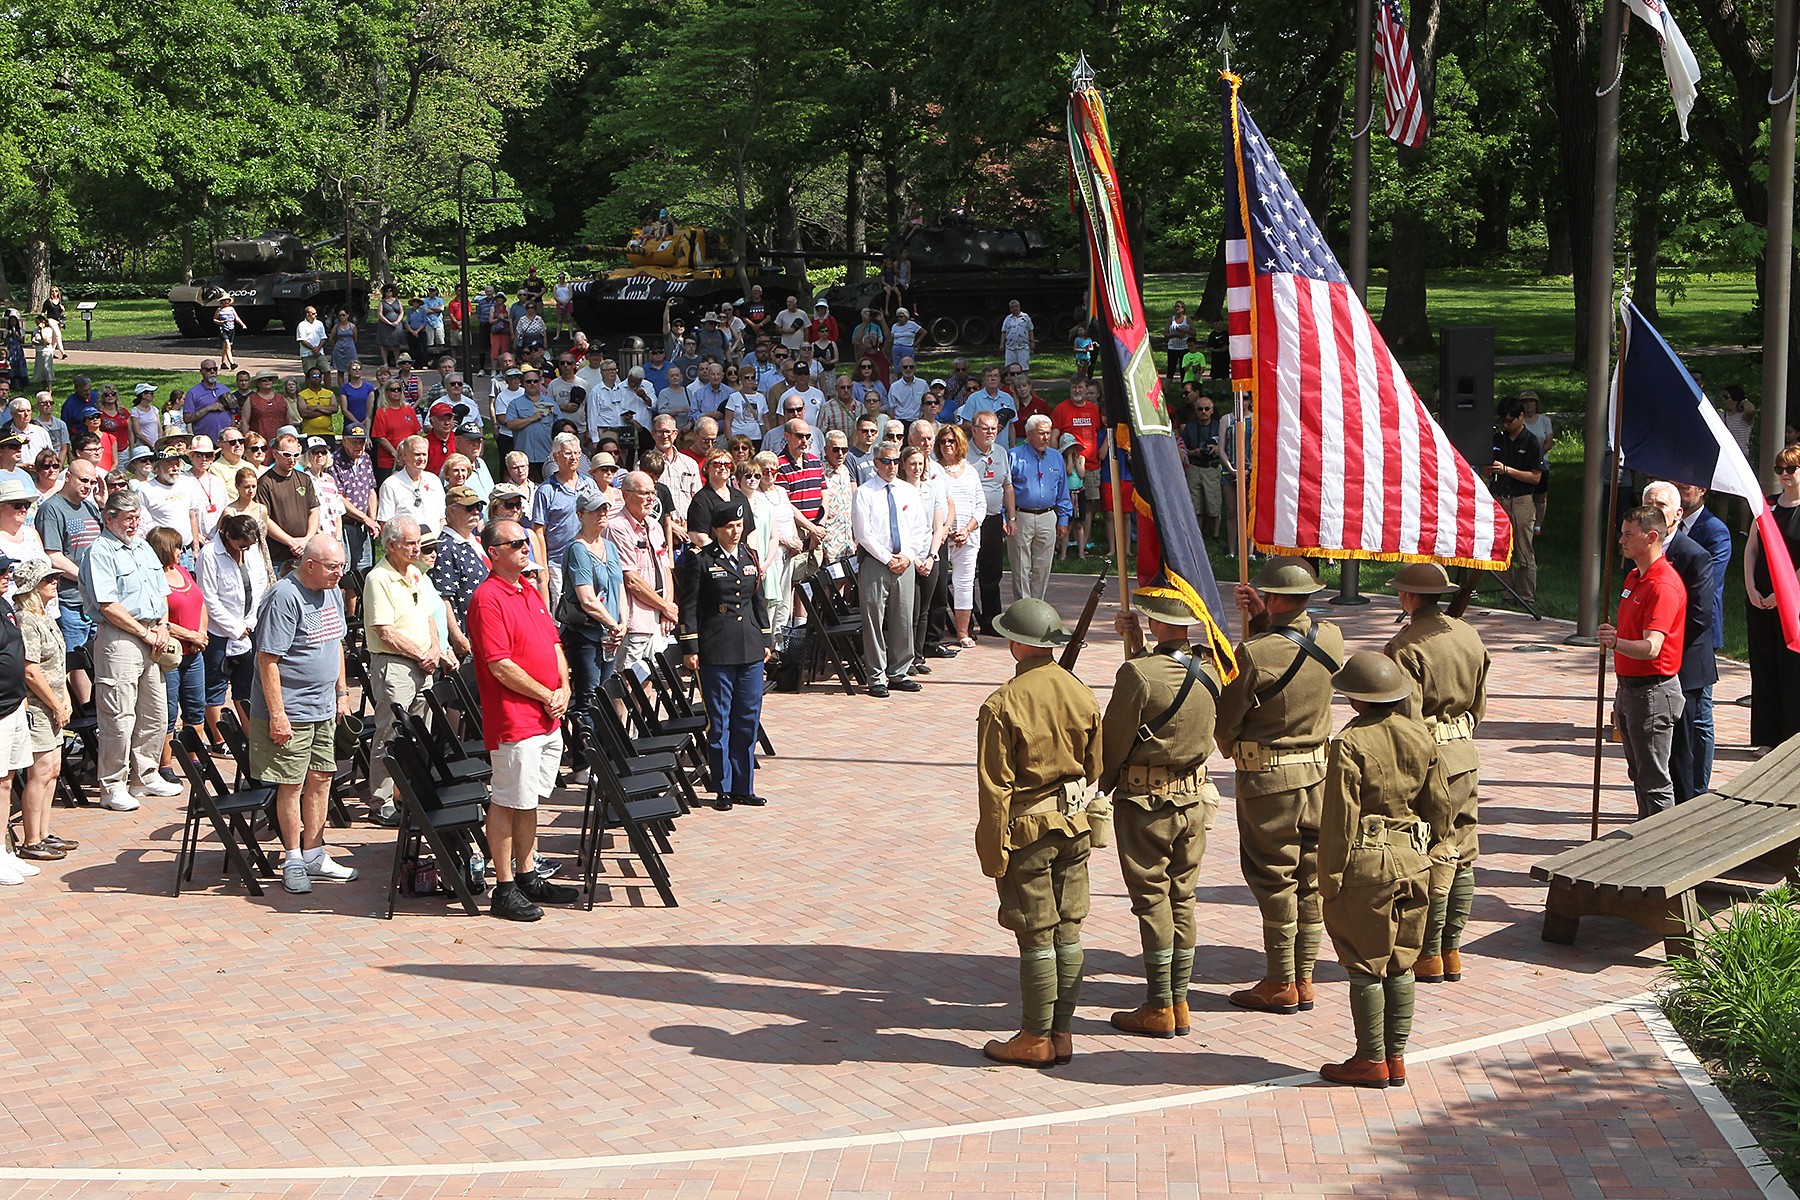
[
  {"xmin": 1414, "ymin": 953, "xmax": 1445, "ymax": 984},
  {"xmin": 1050, "ymin": 1031, "xmax": 1073, "ymax": 1064},
  {"xmin": 1109, "ymin": 1004, "xmax": 1179, "ymax": 1038},
  {"xmin": 1228, "ymin": 978, "xmax": 1301, "ymax": 1014},
  {"xmin": 1319, "ymin": 1056, "xmax": 1391, "ymax": 1087},
  {"xmin": 1296, "ymin": 979, "xmax": 1316, "ymax": 1011},
  {"xmin": 1386, "ymin": 1055, "xmax": 1407, "ymax": 1087},
  {"xmin": 1443, "ymin": 948, "xmax": 1463, "ymax": 982},
  {"xmin": 1172, "ymin": 1000, "xmax": 1191, "ymax": 1037},
  {"xmin": 982, "ymin": 1031, "xmax": 1057, "ymax": 1068}
]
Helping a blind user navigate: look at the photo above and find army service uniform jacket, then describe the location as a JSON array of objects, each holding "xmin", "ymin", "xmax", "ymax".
[
  {"xmin": 975, "ymin": 656, "xmax": 1103, "ymax": 879},
  {"xmin": 677, "ymin": 540, "xmax": 771, "ymax": 665},
  {"xmin": 1214, "ymin": 609, "xmax": 1345, "ymax": 800}
]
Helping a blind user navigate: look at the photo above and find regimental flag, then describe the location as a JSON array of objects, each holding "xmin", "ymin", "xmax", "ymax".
[
  {"xmin": 1222, "ymin": 73, "xmax": 1511, "ymax": 571},
  {"xmin": 1611, "ymin": 298, "xmax": 1800, "ymax": 650},
  {"xmin": 1376, "ymin": 0, "xmax": 1428, "ymax": 148},
  {"xmin": 1067, "ymin": 57, "xmax": 1235, "ymax": 673},
  {"xmin": 1625, "ymin": 0, "xmax": 1703, "ymax": 141}
]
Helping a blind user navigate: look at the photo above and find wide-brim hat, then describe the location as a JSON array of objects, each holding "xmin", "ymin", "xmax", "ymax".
[
  {"xmin": 992, "ymin": 597, "xmax": 1070, "ymax": 649},
  {"xmin": 1132, "ymin": 589, "xmax": 1207, "ymax": 627},
  {"xmin": 1332, "ymin": 652, "xmax": 1412, "ymax": 703},
  {"xmin": 1248, "ymin": 555, "xmax": 1325, "ymax": 595},
  {"xmin": 1390, "ymin": 561, "xmax": 1458, "ymax": 595}
]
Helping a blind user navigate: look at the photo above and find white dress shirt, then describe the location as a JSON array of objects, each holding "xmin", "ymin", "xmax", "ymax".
[
  {"xmin": 378, "ymin": 468, "xmax": 447, "ymax": 533},
  {"xmin": 851, "ymin": 475, "xmax": 930, "ymax": 563}
]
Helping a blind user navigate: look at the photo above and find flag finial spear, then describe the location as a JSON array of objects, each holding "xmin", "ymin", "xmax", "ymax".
[
  {"xmin": 1072, "ymin": 51, "xmax": 1094, "ymax": 89},
  {"xmin": 1217, "ymin": 25, "xmax": 1235, "ymax": 72}
]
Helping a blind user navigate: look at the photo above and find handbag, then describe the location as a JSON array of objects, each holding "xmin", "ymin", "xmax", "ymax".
[{"xmin": 555, "ymin": 542, "xmax": 596, "ymax": 628}]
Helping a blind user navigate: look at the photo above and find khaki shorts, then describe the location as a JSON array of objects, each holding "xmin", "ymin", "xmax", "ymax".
[
  {"xmin": 0, "ymin": 704, "xmax": 33, "ymax": 773},
  {"xmin": 24, "ymin": 705, "xmax": 59, "ymax": 756},
  {"xmin": 249, "ymin": 717, "xmax": 337, "ymax": 785},
  {"xmin": 490, "ymin": 728, "xmax": 562, "ymax": 811},
  {"xmin": 1081, "ymin": 466, "xmax": 1100, "ymax": 501}
]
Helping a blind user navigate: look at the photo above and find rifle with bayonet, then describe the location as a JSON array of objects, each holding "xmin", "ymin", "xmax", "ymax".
[{"xmin": 1059, "ymin": 560, "xmax": 1112, "ymax": 673}]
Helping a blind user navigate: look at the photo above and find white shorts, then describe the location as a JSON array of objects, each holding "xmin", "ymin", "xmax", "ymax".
[
  {"xmin": 0, "ymin": 704, "xmax": 34, "ymax": 773},
  {"xmin": 489, "ymin": 728, "xmax": 563, "ymax": 811}
]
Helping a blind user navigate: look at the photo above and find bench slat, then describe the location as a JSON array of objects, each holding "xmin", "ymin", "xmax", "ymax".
[
  {"xmin": 1529, "ymin": 795, "xmax": 1735, "ymax": 883},
  {"xmin": 1604, "ymin": 802, "xmax": 1796, "ymax": 895},
  {"xmin": 1710, "ymin": 736, "xmax": 1800, "ymax": 807}
]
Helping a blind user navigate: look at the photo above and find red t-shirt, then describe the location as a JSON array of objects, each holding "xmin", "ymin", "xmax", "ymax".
[
  {"xmin": 369, "ymin": 404, "xmax": 422, "ymax": 470},
  {"xmin": 1051, "ymin": 399, "xmax": 1101, "ymax": 461},
  {"xmin": 425, "ymin": 431, "xmax": 455, "ymax": 474},
  {"xmin": 1616, "ymin": 555, "xmax": 1685, "ymax": 677},
  {"xmin": 466, "ymin": 573, "xmax": 563, "ymax": 749},
  {"xmin": 1014, "ymin": 394, "xmax": 1052, "ymax": 441}
]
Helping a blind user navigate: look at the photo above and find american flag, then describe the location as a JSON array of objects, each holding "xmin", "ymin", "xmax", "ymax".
[
  {"xmin": 1376, "ymin": 0, "xmax": 1428, "ymax": 148},
  {"xmin": 1222, "ymin": 75, "xmax": 1510, "ymax": 571}
]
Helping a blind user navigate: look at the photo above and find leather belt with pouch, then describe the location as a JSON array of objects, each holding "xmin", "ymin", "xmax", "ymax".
[
  {"xmin": 1425, "ymin": 712, "xmax": 1475, "ymax": 743},
  {"xmin": 1353, "ymin": 814, "xmax": 1432, "ymax": 854},
  {"xmin": 1231, "ymin": 741, "xmax": 1327, "ymax": 772},
  {"xmin": 1058, "ymin": 778, "xmax": 1094, "ymax": 817},
  {"xmin": 1122, "ymin": 762, "xmax": 1207, "ymax": 795}
]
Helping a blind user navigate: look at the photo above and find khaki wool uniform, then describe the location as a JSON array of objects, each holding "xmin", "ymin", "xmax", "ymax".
[
  {"xmin": 1214, "ymin": 608, "xmax": 1344, "ymax": 984},
  {"xmin": 1384, "ymin": 610, "xmax": 1489, "ymax": 958},
  {"xmin": 1098, "ymin": 643, "xmax": 1221, "ymax": 1009},
  {"xmin": 1319, "ymin": 708, "xmax": 1448, "ymax": 1062},
  {"xmin": 976, "ymin": 656, "xmax": 1104, "ymax": 1037}
]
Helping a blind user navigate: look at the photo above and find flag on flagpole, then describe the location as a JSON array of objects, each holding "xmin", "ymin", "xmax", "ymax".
[
  {"xmin": 1624, "ymin": 0, "xmax": 1703, "ymax": 140},
  {"xmin": 1376, "ymin": 0, "xmax": 1428, "ymax": 148},
  {"xmin": 1221, "ymin": 73, "xmax": 1511, "ymax": 571},
  {"xmin": 1610, "ymin": 297, "xmax": 1800, "ymax": 650},
  {"xmin": 1067, "ymin": 55, "xmax": 1235, "ymax": 671}
]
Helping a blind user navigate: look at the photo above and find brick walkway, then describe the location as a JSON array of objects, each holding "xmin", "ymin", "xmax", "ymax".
[{"xmin": 0, "ymin": 578, "xmax": 1773, "ymax": 1198}]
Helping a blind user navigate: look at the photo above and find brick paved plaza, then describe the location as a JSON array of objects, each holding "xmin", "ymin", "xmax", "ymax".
[{"xmin": 0, "ymin": 576, "xmax": 1784, "ymax": 1199}]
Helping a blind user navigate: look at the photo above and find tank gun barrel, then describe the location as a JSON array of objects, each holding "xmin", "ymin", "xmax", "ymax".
[{"xmin": 302, "ymin": 233, "xmax": 345, "ymax": 253}]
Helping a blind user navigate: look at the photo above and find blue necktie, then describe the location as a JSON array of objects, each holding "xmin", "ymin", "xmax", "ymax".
[{"xmin": 887, "ymin": 482, "xmax": 901, "ymax": 554}]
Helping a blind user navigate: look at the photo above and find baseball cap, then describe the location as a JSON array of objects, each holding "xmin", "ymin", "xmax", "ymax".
[
  {"xmin": 343, "ymin": 423, "xmax": 368, "ymax": 439},
  {"xmin": 489, "ymin": 483, "xmax": 527, "ymax": 503},
  {"xmin": 73, "ymin": 404, "xmax": 100, "ymax": 422},
  {"xmin": 429, "ymin": 400, "xmax": 455, "ymax": 417},
  {"xmin": 576, "ymin": 490, "xmax": 612, "ymax": 514},
  {"xmin": 133, "ymin": 383, "xmax": 158, "ymax": 396},
  {"xmin": 446, "ymin": 485, "xmax": 483, "ymax": 508},
  {"xmin": 456, "ymin": 421, "xmax": 483, "ymax": 439},
  {"xmin": 929, "ymin": 378, "xmax": 947, "ymax": 389},
  {"xmin": 814, "ymin": 299, "xmax": 829, "ymax": 309},
  {"xmin": 0, "ymin": 554, "xmax": 15, "ymax": 576},
  {"xmin": 504, "ymin": 367, "xmax": 524, "ymax": 379},
  {"xmin": 306, "ymin": 436, "xmax": 330, "ymax": 453},
  {"xmin": 153, "ymin": 448, "xmax": 182, "ymax": 463}
]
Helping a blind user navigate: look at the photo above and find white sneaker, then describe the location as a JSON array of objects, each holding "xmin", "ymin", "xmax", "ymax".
[
  {"xmin": 0, "ymin": 852, "xmax": 40, "ymax": 878},
  {"xmin": 132, "ymin": 777, "xmax": 184, "ymax": 798},
  {"xmin": 0, "ymin": 860, "xmax": 23, "ymax": 886},
  {"xmin": 282, "ymin": 859, "xmax": 313, "ymax": 894},
  {"xmin": 304, "ymin": 853, "xmax": 358, "ymax": 883},
  {"xmin": 100, "ymin": 787, "xmax": 141, "ymax": 812}
]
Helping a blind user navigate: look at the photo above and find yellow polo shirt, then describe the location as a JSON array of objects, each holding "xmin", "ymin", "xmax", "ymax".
[{"xmin": 363, "ymin": 558, "xmax": 431, "ymax": 656}]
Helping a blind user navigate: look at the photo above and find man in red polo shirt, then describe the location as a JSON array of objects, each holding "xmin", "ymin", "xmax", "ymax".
[
  {"xmin": 424, "ymin": 400, "xmax": 458, "ymax": 473},
  {"xmin": 1051, "ymin": 377, "xmax": 1103, "ymax": 556},
  {"xmin": 1598, "ymin": 504, "xmax": 1687, "ymax": 819},
  {"xmin": 466, "ymin": 518, "xmax": 579, "ymax": 920}
]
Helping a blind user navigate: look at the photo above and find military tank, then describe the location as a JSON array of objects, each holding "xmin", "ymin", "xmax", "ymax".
[
  {"xmin": 819, "ymin": 226, "xmax": 1089, "ymax": 349},
  {"xmin": 567, "ymin": 224, "xmax": 805, "ymax": 345},
  {"xmin": 169, "ymin": 231, "xmax": 364, "ymax": 338}
]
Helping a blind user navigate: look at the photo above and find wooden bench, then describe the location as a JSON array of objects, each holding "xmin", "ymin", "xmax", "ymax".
[{"xmin": 1531, "ymin": 736, "xmax": 1800, "ymax": 957}]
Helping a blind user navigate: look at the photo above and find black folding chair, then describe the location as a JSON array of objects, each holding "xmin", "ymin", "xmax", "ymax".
[
  {"xmin": 588, "ymin": 688, "xmax": 697, "ymax": 813},
  {"xmin": 570, "ymin": 714, "xmax": 680, "ymax": 908},
  {"xmin": 796, "ymin": 572, "xmax": 868, "ymax": 693},
  {"xmin": 171, "ymin": 728, "xmax": 275, "ymax": 897},
  {"xmin": 214, "ymin": 706, "xmax": 351, "ymax": 830},
  {"xmin": 653, "ymin": 647, "xmax": 775, "ymax": 758},
  {"xmin": 604, "ymin": 674, "xmax": 710, "ymax": 802},
  {"xmin": 382, "ymin": 736, "xmax": 491, "ymax": 919}
]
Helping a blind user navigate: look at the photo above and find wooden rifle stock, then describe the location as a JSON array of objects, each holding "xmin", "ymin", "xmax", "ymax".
[
  {"xmin": 1059, "ymin": 561, "xmax": 1112, "ymax": 673},
  {"xmin": 1444, "ymin": 571, "xmax": 1478, "ymax": 619}
]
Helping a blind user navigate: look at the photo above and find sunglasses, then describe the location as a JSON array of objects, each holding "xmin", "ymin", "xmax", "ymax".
[
  {"xmin": 1780, "ymin": 466, "xmax": 1799, "ymax": 474},
  {"xmin": 247, "ymin": 444, "xmax": 268, "ymax": 453},
  {"xmin": 222, "ymin": 438, "xmax": 245, "ymax": 446},
  {"xmin": 876, "ymin": 456, "xmax": 899, "ymax": 465},
  {"xmin": 493, "ymin": 537, "xmax": 530, "ymax": 550}
]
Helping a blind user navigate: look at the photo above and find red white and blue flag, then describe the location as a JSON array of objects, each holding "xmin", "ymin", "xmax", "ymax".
[
  {"xmin": 1611, "ymin": 297, "xmax": 1800, "ymax": 649},
  {"xmin": 1222, "ymin": 74, "xmax": 1510, "ymax": 570},
  {"xmin": 1625, "ymin": 0, "xmax": 1703, "ymax": 141},
  {"xmin": 1376, "ymin": 0, "xmax": 1428, "ymax": 148}
]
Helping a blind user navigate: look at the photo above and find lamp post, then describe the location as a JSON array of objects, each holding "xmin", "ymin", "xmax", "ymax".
[{"xmin": 455, "ymin": 155, "xmax": 503, "ymax": 383}]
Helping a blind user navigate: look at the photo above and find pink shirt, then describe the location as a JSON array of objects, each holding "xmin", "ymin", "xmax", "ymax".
[{"xmin": 604, "ymin": 509, "xmax": 671, "ymax": 635}]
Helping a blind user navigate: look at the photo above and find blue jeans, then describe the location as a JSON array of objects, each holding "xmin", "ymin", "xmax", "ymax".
[
  {"xmin": 1671, "ymin": 684, "xmax": 1715, "ymax": 803},
  {"xmin": 57, "ymin": 600, "xmax": 94, "ymax": 652},
  {"xmin": 698, "ymin": 659, "xmax": 764, "ymax": 798},
  {"xmin": 344, "ymin": 522, "xmax": 373, "ymax": 572},
  {"xmin": 562, "ymin": 625, "xmax": 614, "ymax": 711},
  {"xmin": 165, "ymin": 649, "xmax": 206, "ymax": 730}
]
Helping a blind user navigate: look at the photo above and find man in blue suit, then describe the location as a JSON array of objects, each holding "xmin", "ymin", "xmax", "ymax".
[
  {"xmin": 1644, "ymin": 482, "xmax": 1716, "ymax": 803},
  {"xmin": 1676, "ymin": 482, "xmax": 1732, "ymax": 794}
]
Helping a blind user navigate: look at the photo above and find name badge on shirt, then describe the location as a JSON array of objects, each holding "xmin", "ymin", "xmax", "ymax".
[{"xmin": 1620, "ymin": 588, "xmax": 1632, "ymax": 599}]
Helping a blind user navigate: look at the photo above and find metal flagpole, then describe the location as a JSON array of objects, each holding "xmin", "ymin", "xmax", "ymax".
[
  {"xmin": 1332, "ymin": 0, "xmax": 1376, "ymax": 608},
  {"xmin": 1761, "ymin": 0, "xmax": 1798, "ymax": 488},
  {"xmin": 1589, "ymin": 295, "xmax": 1627, "ymax": 843},
  {"xmin": 1574, "ymin": 0, "xmax": 1628, "ymax": 641}
]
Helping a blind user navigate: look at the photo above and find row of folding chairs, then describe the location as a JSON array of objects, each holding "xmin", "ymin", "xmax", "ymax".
[{"xmin": 795, "ymin": 556, "xmax": 870, "ymax": 694}]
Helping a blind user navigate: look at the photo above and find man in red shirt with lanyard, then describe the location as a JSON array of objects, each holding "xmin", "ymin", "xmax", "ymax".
[
  {"xmin": 466, "ymin": 518, "xmax": 580, "ymax": 921},
  {"xmin": 1598, "ymin": 504, "xmax": 1687, "ymax": 819},
  {"xmin": 1051, "ymin": 378, "xmax": 1103, "ymax": 557}
]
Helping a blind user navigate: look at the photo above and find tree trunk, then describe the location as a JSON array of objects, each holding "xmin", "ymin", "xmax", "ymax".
[
  {"xmin": 1381, "ymin": 208, "xmax": 1435, "ymax": 350},
  {"xmin": 1542, "ymin": 197, "xmax": 1572, "ymax": 275},
  {"xmin": 1539, "ymin": 0, "xmax": 1597, "ymax": 364},
  {"xmin": 774, "ymin": 174, "xmax": 802, "ymax": 282},
  {"xmin": 846, "ymin": 149, "xmax": 867, "ymax": 284},
  {"xmin": 1475, "ymin": 174, "xmax": 1513, "ymax": 255},
  {"xmin": 1631, "ymin": 192, "xmax": 1662, "ymax": 325},
  {"xmin": 25, "ymin": 232, "xmax": 51, "ymax": 315},
  {"xmin": 0, "ymin": 252, "xmax": 13, "ymax": 306}
]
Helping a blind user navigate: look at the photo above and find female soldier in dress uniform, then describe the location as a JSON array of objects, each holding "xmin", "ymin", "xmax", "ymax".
[
  {"xmin": 677, "ymin": 500, "xmax": 772, "ymax": 809},
  {"xmin": 1317, "ymin": 653, "xmax": 1448, "ymax": 1089}
]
